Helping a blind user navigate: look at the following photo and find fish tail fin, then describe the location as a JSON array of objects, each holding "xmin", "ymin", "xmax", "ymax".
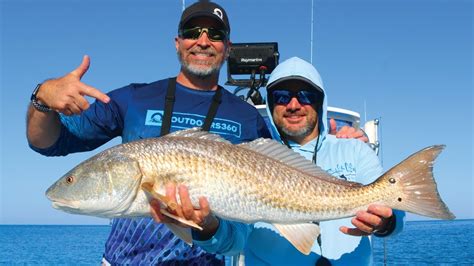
[{"xmin": 378, "ymin": 145, "xmax": 455, "ymax": 220}]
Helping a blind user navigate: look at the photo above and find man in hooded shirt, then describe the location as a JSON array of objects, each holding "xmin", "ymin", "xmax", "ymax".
[{"xmin": 152, "ymin": 57, "xmax": 405, "ymax": 265}]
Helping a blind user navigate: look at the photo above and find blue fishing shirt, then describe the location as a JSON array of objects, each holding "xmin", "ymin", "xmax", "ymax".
[{"xmin": 30, "ymin": 78, "xmax": 270, "ymax": 265}]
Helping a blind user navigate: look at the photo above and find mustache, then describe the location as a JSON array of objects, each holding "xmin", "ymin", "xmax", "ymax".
[
  {"xmin": 189, "ymin": 47, "xmax": 217, "ymax": 56},
  {"xmin": 283, "ymin": 110, "xmax": 306, "ymax": 116}
]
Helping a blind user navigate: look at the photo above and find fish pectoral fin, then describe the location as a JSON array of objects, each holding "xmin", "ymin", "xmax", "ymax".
[
  {"xmin": 160, "ymin": 208, "xmax": 203, "ymax": 231},
  {"xmin": 273, "ymin": 223, "xmax": 320, "ymax": 255},
  {"xmin": 165, "ymin": 223, "xmax": 193, "ymax": 246},
  {"xmin": 141, "ymin": 182, "xmax": 178, "ymax": 212},
  {"xmin": 141, "ymin": 182, "xmax": 202, "ymax": 231}
]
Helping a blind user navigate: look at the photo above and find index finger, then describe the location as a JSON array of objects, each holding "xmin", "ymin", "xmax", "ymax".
[
  {"xmin": 339, "ymin": 226, "xmax": 367, "ymax": 236},
  {"xmin": 79, "ymin": 84, "xmax": 110, "ymax": 104}
]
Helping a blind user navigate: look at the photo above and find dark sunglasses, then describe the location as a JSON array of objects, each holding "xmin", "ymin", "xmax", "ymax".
[
  {"xmin": 179, "ymin": 26, "xmax": 228, "ymax": 42},
  {"xmin": 271, "ymin": 90, "xmax": 320, "ymax": 105}
]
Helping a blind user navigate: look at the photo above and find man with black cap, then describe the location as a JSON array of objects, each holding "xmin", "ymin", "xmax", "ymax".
[{"xmin": 26, "ymin": 1, "xmax": 270, "ymax": 264}]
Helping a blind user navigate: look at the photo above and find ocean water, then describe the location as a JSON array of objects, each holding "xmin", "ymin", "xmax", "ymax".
[
  {"xmin": 0, "ymin": 220, "xmax": 473, "ymax": 265},
  {"xmin": 372, "ymin": 219, "xmax": 474, "ymax": 265},
  {"xmin": 0, "ymin": 225, "xmax": 110, "ymax": 265}
]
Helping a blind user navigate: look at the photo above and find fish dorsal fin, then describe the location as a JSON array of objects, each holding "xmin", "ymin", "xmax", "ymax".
[
  {"xmin": 164, "ymin": 127, "xmax": 231, "ymax": 144},
  {"xmin": 273, "ymin": 223, "xmax": 320, "ymax": 255},
  {"xmin": 238, "ymin": 138, "xmax": 362, "ymax": 187}
]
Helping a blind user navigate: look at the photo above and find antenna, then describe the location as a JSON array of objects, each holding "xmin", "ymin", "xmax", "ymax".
[
  {"xmin": 364, "ymin": 99, "xmax": 367, "ymax": 122},
  {"xmin": 182, "ymin": 0, "xmax": 185, "ymax": 11},
  {"xmin": 310, "ymin": 0, "xmax": 314, "ymax": 64}
]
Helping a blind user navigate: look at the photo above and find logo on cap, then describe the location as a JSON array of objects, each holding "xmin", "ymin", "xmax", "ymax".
[{"xmin": 213, "ymin": 8, "xmax": 223, "ymax": 20}]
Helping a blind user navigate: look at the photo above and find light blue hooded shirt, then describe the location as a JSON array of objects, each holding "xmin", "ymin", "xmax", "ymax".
[{"xmin": 194, "ymin": 57, "xmax": 405, "ymax": 265}]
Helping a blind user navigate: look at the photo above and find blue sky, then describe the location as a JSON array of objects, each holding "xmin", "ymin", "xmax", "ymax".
[{"xmin": 1, "ymin": 0, "xmax": 472, "ymax": 224}]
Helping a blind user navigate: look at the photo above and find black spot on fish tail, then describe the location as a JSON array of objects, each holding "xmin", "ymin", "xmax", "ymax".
[{"xmin": 377, "ymin": 145, "xmax": 455, "ymax": 220}]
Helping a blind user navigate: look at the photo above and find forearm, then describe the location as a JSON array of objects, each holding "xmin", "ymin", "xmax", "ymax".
[{"xmin": 26, "ymin": 104, "xmax": 61, "ymax": 149}]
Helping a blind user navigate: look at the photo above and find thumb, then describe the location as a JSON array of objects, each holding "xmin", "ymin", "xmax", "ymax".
[
  {"xmin": 70, "ymin": 55, "xmax": 90, "ymax": 79},
  {"xmin": 329, "ymin": 118, "xmax": 337, "ymax": 135}
]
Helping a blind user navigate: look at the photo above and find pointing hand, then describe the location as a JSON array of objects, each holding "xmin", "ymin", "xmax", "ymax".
[{"xmin": 35, "ymin": 55, "xmax": 110, "ymax": 115}]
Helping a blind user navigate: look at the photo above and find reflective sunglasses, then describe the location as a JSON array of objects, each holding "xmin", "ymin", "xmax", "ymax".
[
  {"xmin": 271, "ymin": 90, "xmax": 320, "ymax": 105},
  {"xmin": 179, "ymin": 26, "xmax": 228, "ymax": 42}
]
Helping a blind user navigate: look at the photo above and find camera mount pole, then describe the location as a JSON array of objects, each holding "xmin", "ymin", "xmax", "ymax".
[{"xmin": 246, "ymin": 66, "xmax": 268, "ymax": 105}]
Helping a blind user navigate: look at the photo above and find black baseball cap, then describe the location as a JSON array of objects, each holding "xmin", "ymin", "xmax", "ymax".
[{"xmin": 179, "ymin": 1, "xmax": 230, "ymax": 34}]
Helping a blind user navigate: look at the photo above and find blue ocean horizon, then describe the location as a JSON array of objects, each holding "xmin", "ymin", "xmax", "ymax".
[{"xmin": 1, "ymin": 219, "xmax": 473, "ymax": 265}]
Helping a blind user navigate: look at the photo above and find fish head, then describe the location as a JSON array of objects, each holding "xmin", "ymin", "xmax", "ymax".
[{"xmin": 45, "ymin": 151, "xmax": 143, "ymax": 218}]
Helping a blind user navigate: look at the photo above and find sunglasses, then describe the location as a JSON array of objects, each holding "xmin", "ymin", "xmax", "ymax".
[
  {"xmin": 179, "ymin": 26, "xmax": 228, "ymax": 42},
  {"xmin": 271, "ymin": 90, "xmax": 321, "ymax": 105}
]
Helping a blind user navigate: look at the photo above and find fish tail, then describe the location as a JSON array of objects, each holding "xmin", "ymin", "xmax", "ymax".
[{"xmin": 378, "ymin": 145, "xmax": 455, "ymax": 220}]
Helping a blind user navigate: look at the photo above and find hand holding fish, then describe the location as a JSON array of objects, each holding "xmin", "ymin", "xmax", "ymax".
[
  {"xmin": 339, "ymin": 204, "xmax": 394, "ymax": 236},
  {"xmin": 150, "ymin": 183, "xmax": 220, "ymax": 240}
]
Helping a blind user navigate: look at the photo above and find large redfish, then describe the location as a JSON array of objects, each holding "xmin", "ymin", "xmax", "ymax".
[{"xmin": 46, "ymin": 128, "xmax": 454, "ymax": 254}]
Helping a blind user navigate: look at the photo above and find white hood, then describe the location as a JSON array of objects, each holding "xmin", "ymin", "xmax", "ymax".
[{"xmin": 265, "ymin": 57, "xmax": 328, "ymax": 146}]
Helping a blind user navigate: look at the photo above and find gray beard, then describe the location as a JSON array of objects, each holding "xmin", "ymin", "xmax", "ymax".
[
  {"xmin": 281, "ymin": 119, "xmax": 317, "ymax": 138},
  {"xmin": 177, "ymin": 50, "xmax": 223, "ymax": 79}
]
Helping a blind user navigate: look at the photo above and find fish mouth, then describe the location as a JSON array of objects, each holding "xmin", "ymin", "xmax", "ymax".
[
  {"xmin": 45, "ymin": 186, "xmax": 79, "ymax": 211},
  {"xmin": 50, "ymin": 199, "xmax": 80, "ymax": 212}
]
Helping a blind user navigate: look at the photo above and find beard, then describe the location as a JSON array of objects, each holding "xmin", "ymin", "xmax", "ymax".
[
  {"xmin": 280, "ymin": 117, "xmax": 318, "ymax": 139},
  {"xmin": 177, "ymin": 48, "xmax": 224, "ymax": 79}
]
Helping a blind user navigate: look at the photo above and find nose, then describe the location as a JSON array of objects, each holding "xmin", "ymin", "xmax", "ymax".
[
  {"xmin": 286, "ymin": 97, "xmax": 302, "ymax": 110},
  {"xmin": 196, "ymin": 31, "xmax": 211, "ymax": 47}
]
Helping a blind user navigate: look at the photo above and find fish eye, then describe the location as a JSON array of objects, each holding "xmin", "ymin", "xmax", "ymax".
[{"xmin": 66, "ymin": 176, "xmax": 75, "ymax": 184}]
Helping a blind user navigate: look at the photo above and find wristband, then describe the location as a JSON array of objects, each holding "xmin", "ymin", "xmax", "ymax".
[
  {"xmin": 374, "ymin": 213, "xmax": 397, "ymax": 237},
  {"xmin": 31, "ymin": 83, "xmax": 52, "ymax": 113}
]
